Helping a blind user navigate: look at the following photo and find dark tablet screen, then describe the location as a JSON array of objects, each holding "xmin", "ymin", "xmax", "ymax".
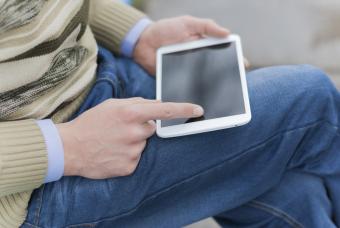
[{"xmin": 161, "ymin": 42, "xmax": 245, "ymax": 127}]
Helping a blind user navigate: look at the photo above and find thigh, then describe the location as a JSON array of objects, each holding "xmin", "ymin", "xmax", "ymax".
[
  {"xmin": 115, "ymin": 56, "xmax": 155, "ymax": 100},
  {"xmin": 24, "ymin": 63, "xmax": 340, "ymax": 228},
  {"xmin": 215, "ymin": 171, "xmax": 335, "ymax": 228}
]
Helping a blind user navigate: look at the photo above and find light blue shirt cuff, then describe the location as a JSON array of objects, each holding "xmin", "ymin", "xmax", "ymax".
[
  {"xmin": 120, "ymin": 17, "xmax": 153, "ymax": 58},
  {"xmin": 36, "ymin": 119, "xmax": 64, "ymax": 183}
]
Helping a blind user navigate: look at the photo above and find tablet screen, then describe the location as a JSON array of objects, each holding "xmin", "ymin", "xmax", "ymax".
[{"xmin": 161, "ymin": 42, "xmax": 245, "ymax": 127}]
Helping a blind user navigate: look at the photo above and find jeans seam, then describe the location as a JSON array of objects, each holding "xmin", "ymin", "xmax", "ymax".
[
  {"xmin": 65, "ymin": 118, "xmax": 334, "ymax": 227},
  {"xmin": 94, "ymin": 77, "xmax": 123, "ymax": 98},
  {"xmin": 23, "ymin": 222, "xmax": 41, "ymax": 228},
  {"xmin": 116, "ymin": 71, "xmax": 127, "ymax": 98},
  {"xmin": 287, "ymin": 120, "xmax": 339, "ymax": 170},
  {"xmin": 68, "ymin": 224, "xmax": 96, "ymax": 228},
  {"xmin": 248, "ymin": 200, "xmax": 305, "ymax": 228},
  {"xmin": 94, "ymin": 78, "xmax": 118, "ymax": 88},
  {"xmin": 99, "ymin": 63, "xmax": 117, "ymax": 69}
]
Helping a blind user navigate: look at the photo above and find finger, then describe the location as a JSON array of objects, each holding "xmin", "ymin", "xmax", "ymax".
[
  {"xmin": 124, "ymin": 97, "xmax": 161, "ymax": 104},
  {"xmin": 132, "ymin": 102, "xmax": 204, "ymax": 122},
  {"xmin": 129, "ymin": 121, "xmax": 156, "ymax": 142},
  {"xmin": 189, "ymin": 18, "xmax": 230, "ymax": 38},
  {"xmin": 142, "ymin": 120, "xmax": 157, "ymax": 138},
  {"xmin": 244, "ymin": 57, "xmax": 251, "ymax": 69},
  {"xmin": 126, "ymin": 141, "xmax": 145, "ymax": 162},
  {"xmin": 186, "ymin": 34, "xmax": 202, "ymax": 42}
]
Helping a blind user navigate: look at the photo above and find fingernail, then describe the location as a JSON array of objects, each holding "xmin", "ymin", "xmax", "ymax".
[{"xmin": 193, "ymin": 106, "xmax": 204, "ymax": 116}]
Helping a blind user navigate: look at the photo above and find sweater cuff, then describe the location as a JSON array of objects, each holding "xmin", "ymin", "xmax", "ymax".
[
  {"xmin": 121, "ymin": 17, "xmax": 152, "ymax": 57},
  {"xmin": 0, "ymin": 120, "xmax": 47, "ymax": 196},
  {"xmin": 36, "ymin": 119, "xmax": 64, "ymax": 183},
  {"xmin": 89, "ymin": 0, "xmax": 146, "ymax": 54}
]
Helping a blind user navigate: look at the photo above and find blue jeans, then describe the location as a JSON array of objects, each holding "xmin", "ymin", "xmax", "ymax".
[{"xmin": 23, "ymin": 47, "xmax": 340, "ymax": 228}]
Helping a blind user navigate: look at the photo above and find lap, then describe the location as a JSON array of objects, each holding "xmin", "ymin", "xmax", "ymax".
[{"xmin": 24, "ymin": 48, "xmax": 338, "ymax": 227}]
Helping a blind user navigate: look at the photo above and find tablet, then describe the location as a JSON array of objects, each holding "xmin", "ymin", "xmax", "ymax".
[{"xmin": 156, "ymin": 34, "xmax": 251, "ymax": 138}]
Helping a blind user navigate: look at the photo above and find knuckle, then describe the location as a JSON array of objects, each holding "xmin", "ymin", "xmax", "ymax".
[
  {"xmin": 121, "ymin": 107, "xmax": 141, "ymax": 122},
  {"xmin": 125, "ymin": 163, "xmax": 137, "ymax": 175},
  {"xmin": 130, "ymin": 97, "xmax": 144, "ymax": 102},
  {"xmin": 162, "ymin": 108, "xmax": 173, "ymax": 118},
  {"xmin": 129, "ymin": 126, "xmax": 144, "ymax": 139},
  {"xmin": 148, "ymin": 124, "xmax": 156, "ymax": 134},
  {"xmin": 128, "ymin": 149, "xmax": 141, "ymax": 161},
  {"xmin": 205, "ymin": 18, "xmax": 215, "ymax": 24},
  {"xmin": 103, "ymin": 98, "xmax": 116, "ymax": 107},
  {"xmin": 181, "ymin": 15, "xmax": 194, "ymax": 22},
  {"xmin": 109, "ymin": 98, "xmax": 119, "ymax": 104}
]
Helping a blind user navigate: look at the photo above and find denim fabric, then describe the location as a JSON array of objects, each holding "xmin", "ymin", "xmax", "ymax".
[
  {"xmin": 70, "ymin": 47, "xmax": 155, "ymax": 119},
  {"xmin": 23, "ymin": 47, "xmax": 340, "ymax": 228}
]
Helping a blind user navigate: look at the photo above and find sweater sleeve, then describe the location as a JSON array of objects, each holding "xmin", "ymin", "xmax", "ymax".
[
  {"xmin": 89, "ymin": 0, "xmax": 147, "ymax": 54},
  {"xmin": 0, "ymin": 120, "xmax": 47, "ymax": 197}
]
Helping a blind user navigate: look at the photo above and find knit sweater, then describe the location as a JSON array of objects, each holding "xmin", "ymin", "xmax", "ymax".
[{"xmin": 0, "ymin": 0, "xmax": 146, "ymax": 227}]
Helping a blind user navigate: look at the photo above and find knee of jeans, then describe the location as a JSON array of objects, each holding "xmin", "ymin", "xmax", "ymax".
[
  {"xmin": 294, "ymin": 65, "xmax": 337, "ymax": 107},
  {"xmin": 249, "ymin": 65, "xmax": 335, "ymax": 101},
  {"xmin": 294, "ymin": 64, "xmax": 333, "ymax": 89}
]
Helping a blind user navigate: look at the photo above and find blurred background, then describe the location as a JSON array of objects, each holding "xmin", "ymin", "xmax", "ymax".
[
  {"xmin": 131, "ymin": 0, "xmax": 340, "ymax": 90},
  {"xmin": 126, "ymin": 0, "xmax": 340, "ymax": 227}
]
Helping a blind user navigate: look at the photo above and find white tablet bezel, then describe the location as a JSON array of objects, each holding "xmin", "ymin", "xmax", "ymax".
[{"xmin": 156, "ymin": 34, "xmax": 251, "ymax": 138}]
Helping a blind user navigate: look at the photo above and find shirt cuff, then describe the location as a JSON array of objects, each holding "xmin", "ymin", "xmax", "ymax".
[
  {"xmin": 36, "ymin": 119, "xmax": 64, "ymax": 183},
  {"xmin": 120, "ymin": 17, "xmax": 153, "ymax": 58}
]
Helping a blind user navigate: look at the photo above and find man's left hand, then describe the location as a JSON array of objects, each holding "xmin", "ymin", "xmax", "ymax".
[{"xmin": 133, "ymin": 16, "xmax": 230, "ymax": 75}]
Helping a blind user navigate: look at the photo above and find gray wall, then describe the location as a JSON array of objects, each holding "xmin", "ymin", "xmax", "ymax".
[{"xmin": 145, "ymin": 0, "xmax": 340, "ymax": 88}]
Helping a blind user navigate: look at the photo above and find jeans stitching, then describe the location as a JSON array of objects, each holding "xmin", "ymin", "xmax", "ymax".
[
  {"xmin": 116, "ymin": 71, "xmax": 127, "ymax": 98},
  {"xmin": 94, "ymin": 77, "xmax": 122, "ymax": 98},
  {"xmin": 65, "ymin": 118, "xmax": 336, "ymax": 227},
  {"xmin": 287, "ymin": 120, "xmax": 339, "ymax": 170},
  {"xmin": 22, "ymin": 222, "xmax": 40, "ymax": 228},
  {"xmin": 99, "ymin": 63, "xmax": 117, "ymax": 69},
  {"xmin": 68, "ymin": 224, "xmax": 96, "ymax": 228},
  {"xmin": 94, "ymin": 78, "xmax": 118, "ymax": 88},
  {"xmin": 248, "ymin": 200, "xmax": 304, "ymax": 228}
]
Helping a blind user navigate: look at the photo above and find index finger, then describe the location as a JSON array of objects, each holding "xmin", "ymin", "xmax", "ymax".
[
  {"xmin": 132, "ymin": 102, "xmax": 204, "ymax": 122},
  {"xmin": 189, "ymin": 17, "xmax": 230, "ymax": 38}
]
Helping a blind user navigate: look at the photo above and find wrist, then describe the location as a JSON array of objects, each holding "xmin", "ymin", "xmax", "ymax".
[
  {"xmin": 56, "ymin": 122, "xmax": 82, "ymax": 176},
  {"xmin": 132, "ymin": 23, "xmax": 153, "ymax": 59},
  {"xmin": 121, "ymin": 18, "xmax": 153, "ymax": 57}
]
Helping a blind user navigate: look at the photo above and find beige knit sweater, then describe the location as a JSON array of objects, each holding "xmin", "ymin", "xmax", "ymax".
[{"xmin": 0, "ymin": 0, "xmax": 146, "ymax": 227}]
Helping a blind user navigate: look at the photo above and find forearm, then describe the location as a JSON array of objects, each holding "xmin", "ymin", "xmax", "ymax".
[{"xmin": 0, "ymin": 120, "xmax": 47, "ymax": 197}]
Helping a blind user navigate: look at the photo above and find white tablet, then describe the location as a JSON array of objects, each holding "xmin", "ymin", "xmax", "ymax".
[{"xmin": 156, "ymin": 34, "xmax": 251, "ymax": 138}]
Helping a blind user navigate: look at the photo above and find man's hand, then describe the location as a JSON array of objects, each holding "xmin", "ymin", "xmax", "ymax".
[
  {"xmin": 133, "ymin": 16, "xmax": 230, "ymax": 75},
  {"xmin": 57, "ymin": 98, "xmax": 204, "ymax": 179}
]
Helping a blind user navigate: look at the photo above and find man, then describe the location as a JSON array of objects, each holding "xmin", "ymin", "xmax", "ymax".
[{"xmin": 0, "ymin": 0, "xmax": 339, "ymax": 227}]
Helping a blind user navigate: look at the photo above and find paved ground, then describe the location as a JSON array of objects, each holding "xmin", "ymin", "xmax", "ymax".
[{"xmin": 141, "ymin": 1, "xmax": 340, "ymax": 228}]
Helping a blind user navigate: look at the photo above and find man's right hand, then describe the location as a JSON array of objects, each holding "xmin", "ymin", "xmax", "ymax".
[{"xmin": 57, "ymin": 98, "xmax": 204, "ymax": 179}]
